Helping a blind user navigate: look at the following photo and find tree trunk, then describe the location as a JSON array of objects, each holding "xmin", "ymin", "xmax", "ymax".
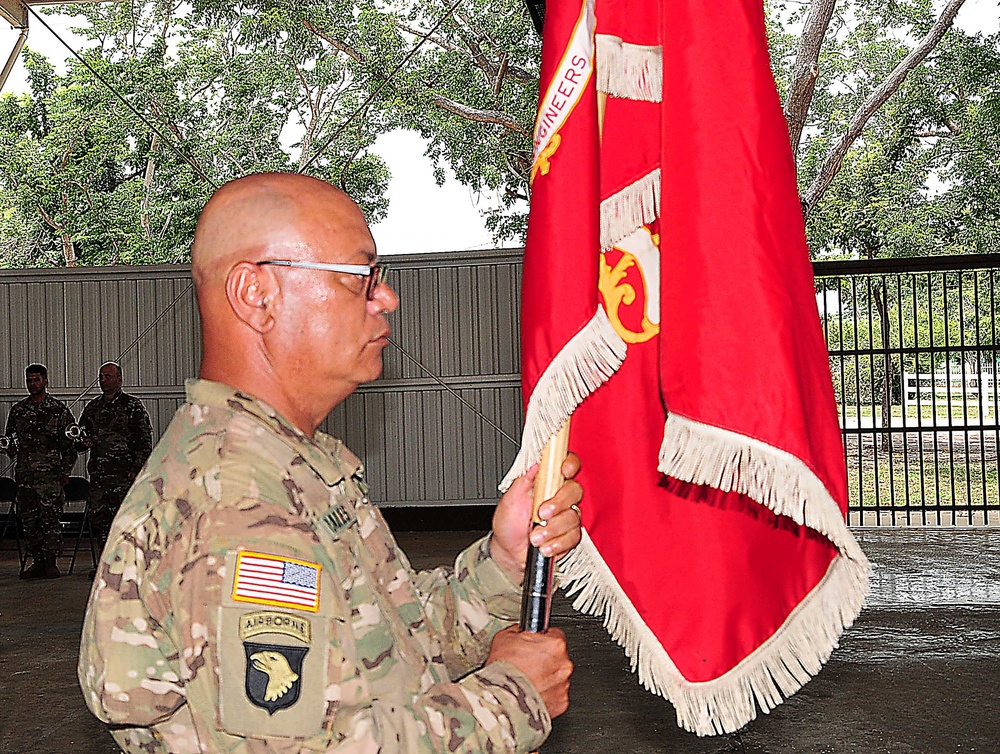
[
  {"xmin": 141, "ymin": 134, "xmax": 160, "ymax": 241},
  {"xmin": 800, "ymin": 0, "xmax": 969, "ymax": 215},
  {"xmin": 784, "ymin": 0, "xmax": 838, "ymax": 155},
  {"xmin": 872, "ymin": 281, "xmax": 894, "ymax": 453}
]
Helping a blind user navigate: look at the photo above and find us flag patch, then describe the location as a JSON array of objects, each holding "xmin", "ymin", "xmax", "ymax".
[{"xmin": 232, "ymin": 552, "xmax": 321, "ymax": 612}]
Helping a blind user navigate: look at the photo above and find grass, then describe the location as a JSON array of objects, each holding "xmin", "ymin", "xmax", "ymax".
[
  {"xmin": 847, "ymin": 444, "xmax": 1000, "ymax": 525},
  {"xmin": 840, "ymin": 403, "xmax": 995, "ymax": 421}
]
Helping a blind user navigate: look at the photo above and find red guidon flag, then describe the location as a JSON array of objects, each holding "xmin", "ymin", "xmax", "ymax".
[{"xmin": 502, "ymin": 0, "xmax": 871, "ymax": 735}]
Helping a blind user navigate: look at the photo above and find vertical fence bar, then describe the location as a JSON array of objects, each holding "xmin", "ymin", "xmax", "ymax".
[
  {"xmin": 852, "ymin": 276, "xmax": 865, "ymax": 518},
  {"xmin": 973, "ymin": 273, "xmax": 987, "ymax": 524},
  {"xmin": 990, "ymin": 270, "xmax": 999, "ymax": 526},
  {"xmin": 880, "ymin": 273, "xmax": 898, "ymax": 523},
  {"xmin": 897, "ymin": 272, "xmax": 912, "ymax": 524},
  {"xmin": 957, "ymin": 272, "xmax": 969, "ymax": 521},
  {"xmin": 930, "ymin": 272, "xmax": 943, "ymax": 524},
  {"xmin": 912, "ymin": 273, "xmax": 927, "ymax": 525},
  {"xmin": 943, "ymin": 272, "xmax": 957, "ymax": 524}
]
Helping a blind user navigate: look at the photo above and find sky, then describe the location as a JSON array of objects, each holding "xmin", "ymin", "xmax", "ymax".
[{"xmin": 2, "ymin": 1, "xmax": 998, "ymax": 256}]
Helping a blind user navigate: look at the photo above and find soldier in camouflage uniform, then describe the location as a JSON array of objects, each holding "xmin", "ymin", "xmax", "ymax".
[
  {"xmin": 4, "ymin": 363, "xmax": 78, "ymax": 579},
  {"xmin": 77, "ymin": 361, "xmax": 153, "ymax": 550},
  {"xmin": 79, "ymin": 174, "xmax": 584, "ymax": 753}
]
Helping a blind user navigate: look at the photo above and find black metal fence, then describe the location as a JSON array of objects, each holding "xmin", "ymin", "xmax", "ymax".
[
  {"xmin": 816, "ymin": 254, "xmax": 1000, "ymax": 526},
  {"xmin": 3, "ymin": 253, "xmax": 999, "ymax": 527}
]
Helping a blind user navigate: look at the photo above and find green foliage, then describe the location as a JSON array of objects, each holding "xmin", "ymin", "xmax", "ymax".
[
  {"xmin": 2, "ymin": 1, "xmax": 998, "ymax": 264},
  {"xmin": 768, "ymin": 0, "xmax": 1000, "ymax": 260},
  {"xmin": 0, "ymin": 0, "xmax": 394, "ymax": 267}
]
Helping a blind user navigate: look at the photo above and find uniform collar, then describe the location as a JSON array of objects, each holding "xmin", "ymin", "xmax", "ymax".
[
  {"xmin": 100, "ymin": 390, "xmax": 123, "ymax": 405},
  {"xmin": 184, "ymin": 378, "xmax": 364, "ymax": 486}
]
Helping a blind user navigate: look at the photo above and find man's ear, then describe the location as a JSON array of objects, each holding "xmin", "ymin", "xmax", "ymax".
[{"xmin": 226, "ymin": 262, "xmax": 278, "ymax": 333}]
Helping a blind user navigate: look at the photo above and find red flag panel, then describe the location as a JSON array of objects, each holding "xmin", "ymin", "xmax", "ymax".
[{"xmin": 509, "ymin": 0, "xmax": 870, "ymax": 736}]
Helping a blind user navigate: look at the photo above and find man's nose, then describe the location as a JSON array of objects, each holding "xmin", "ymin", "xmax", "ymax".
[{"xmin": 371, "ymin": 281, "xmax": 399, "ymax": 313}]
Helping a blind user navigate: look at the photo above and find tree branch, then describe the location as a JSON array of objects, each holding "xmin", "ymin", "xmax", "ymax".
[
  {"xmin": 392, "ymin": 20, "xmax": 459, "ymax": 54},
  {"xmin": 304, "ymin": 20, "xmax": 365, "ymax": 62},
  {"xmin": 784, "ymin": 0, "xmax": 837, "ymax": 155},
  {"xmin": 493, "ymin": 54, "xmax": 508, "ymax": 97},
  {"xmin": 801, "ymin": 0, "xmax": 969, "ymax": 215},
  {"xmin": 141, "ymin": 133, "xmax": 160, "ymax": 241},
  {"xmin": 431, "ymin": 94, "xmax": 527, "ymax": 133}
]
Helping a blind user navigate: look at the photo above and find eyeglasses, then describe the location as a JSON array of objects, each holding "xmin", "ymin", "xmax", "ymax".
[{"xmin": 256, "ymin": 259, "xmax": 390, "ymax": 301}]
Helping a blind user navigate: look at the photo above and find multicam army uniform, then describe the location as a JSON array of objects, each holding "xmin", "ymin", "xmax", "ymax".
[
  {"xmin": 78, "ymin": 390, "xmax": 153, "ymax": 543},
  {"xmin": 5, "ymin": 394, "xmax": 78, "ymax": 561},
  {"xmin": 79, "ymin": 379, "xmax": 550, "ymax": 754}
]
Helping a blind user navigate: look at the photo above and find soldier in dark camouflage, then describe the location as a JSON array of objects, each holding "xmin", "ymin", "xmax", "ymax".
[
  {"xmin": 4, "ymin": 363, "xmax": 78, "ymax": 579},
  {"xmin": 79, "ymin": 173, "xmax": 584, "ymax": 753},
  {"xmin": 77, "ymin": 361, "xmax": 153, "ymax": 554}
]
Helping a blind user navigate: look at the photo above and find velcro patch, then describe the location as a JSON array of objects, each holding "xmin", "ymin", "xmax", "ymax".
[
  {"xmin": 320, "ymin": 501, "xmax": 357, "ymax": 540},
  {"xmin": 239, "ymin": 611, "xmax": 312, "ymax": 644},
  {"xmin": 232, "ymin": 552, "xmax": 321, "ymax": 613},
  {"xmin": 244, "ymin": 641, "xmax": 308, "ymax": 714}
]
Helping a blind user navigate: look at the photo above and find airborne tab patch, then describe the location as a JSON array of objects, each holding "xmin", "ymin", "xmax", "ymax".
[{"xmin": 232, "ymin": 552, "xmax": 321, "ymax": 612}]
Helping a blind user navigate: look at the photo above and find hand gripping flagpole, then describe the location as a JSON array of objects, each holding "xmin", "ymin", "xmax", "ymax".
[{"xmin": 519, "ymin": 420, "xmax": 571, "ymax": 632}]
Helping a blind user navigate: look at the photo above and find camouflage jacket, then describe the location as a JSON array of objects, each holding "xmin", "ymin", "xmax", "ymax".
[
  {"xmin": 78, "ymin": 379, "xmax": 550, "ymax": 754},
  {"xmin": 79, "ymin": 390, "xmax": 153, "ymax": 479},
  {"xmin": 4, "ymin": 394, "xmax": 77, "ymax": 479}
]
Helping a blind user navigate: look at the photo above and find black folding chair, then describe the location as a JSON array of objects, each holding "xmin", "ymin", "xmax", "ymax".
[
  {"xmin": 0, "ymin": 476, "xmax": 25, "ymax": 572},
  {"xmin": 61, "ymin": 476, "xmax": 97, "ymax": 576}
]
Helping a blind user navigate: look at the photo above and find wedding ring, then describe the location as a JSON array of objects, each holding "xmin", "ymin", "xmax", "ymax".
[{"xmin": 570, "ymin": 503, "xmax": 582, "ymax": 518}]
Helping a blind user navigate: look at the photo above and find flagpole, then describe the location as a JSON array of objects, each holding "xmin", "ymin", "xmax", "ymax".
[
  {"xmin": 520, "ymin": 27, "xmax": 604, "ymax": 634},
  {"xmin": 519, "ymin": 420, "xmax": 571, "ymax": 632}
]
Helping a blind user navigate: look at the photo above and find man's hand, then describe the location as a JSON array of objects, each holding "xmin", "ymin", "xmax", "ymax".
[
  {"xmin": 487, "ymin": 625, "xmax": 573, "ymax": 719},
  {"xmin": 490, "ymin": 453, "xmax": 583, "ymax": 585}
]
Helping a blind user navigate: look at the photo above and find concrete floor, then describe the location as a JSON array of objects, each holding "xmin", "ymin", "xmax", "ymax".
[{"xmin": 0, "ymin": 528, "xmax": 997, "ymax": 754}]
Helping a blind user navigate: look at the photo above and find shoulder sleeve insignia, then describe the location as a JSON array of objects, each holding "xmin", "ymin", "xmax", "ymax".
[
  {"xmin": 232, "ymin": 552, "xmax": 321, "ymax": 612},
  {"xmin": 244, "ymin": 642, "xmax": 308, "ymax": 714}
]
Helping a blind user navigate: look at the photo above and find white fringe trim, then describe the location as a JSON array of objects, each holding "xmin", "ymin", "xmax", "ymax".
[
  {"xmin": 500, "ymin": 308, "xmax": 626, "ymax": 491},
  {"xmin": 657, "ymin": 414, "xmax": 867, "ymax": 562},
  {"xmin": 558, "ymin": 529, "xmax": 869, "ymax": 735},
  {"xmin": 601, "ymin": 169, "xmax": 661, "ymax": 252},
  {"xmin": 551, "ymin": 414, "xmax": 871, "ymax": 735},
  {"xmin": 596, "ymin": 35, "xmax": 662, "ymax": 102}
]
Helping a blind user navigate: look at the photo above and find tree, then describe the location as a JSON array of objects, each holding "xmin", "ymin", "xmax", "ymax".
[
  {"xmin": 766, "ymin": 0, "xmax": 1000, "ymax": 439},
  {"xmin": 3, "ymin": 0, "xmax": 997, "ymax": 264},
  {"xmin": 0, "ymin": 0, "xmax": 393, "ymax": 267}
]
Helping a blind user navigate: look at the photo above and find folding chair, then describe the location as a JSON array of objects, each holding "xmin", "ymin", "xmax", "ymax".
[
  {"xmin": 0, "ymin": 476, "xmax": 26, "ymax": 573},
  {"xmin": 61, "ymin": 476, "xmax": 98, "ymax": 576}
]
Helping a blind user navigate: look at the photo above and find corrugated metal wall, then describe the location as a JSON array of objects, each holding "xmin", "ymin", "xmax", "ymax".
[{"xmin": 0, "ymin": 250, "xmax": 525, "ymax": 507}]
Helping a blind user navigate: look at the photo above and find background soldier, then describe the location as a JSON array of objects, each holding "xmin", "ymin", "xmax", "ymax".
[
  {"xmin": 4, "ymin": 364, "xmax": 77, "ymax": 579},
  {"xmin": 77, "ymin": 362, "xmax": 153, "ymax": 555}
]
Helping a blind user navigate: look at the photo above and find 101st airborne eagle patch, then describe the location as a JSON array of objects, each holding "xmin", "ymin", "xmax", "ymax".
[{"xmin": 239, "ymin": 611, "xmax": 312, "ymax": 714}]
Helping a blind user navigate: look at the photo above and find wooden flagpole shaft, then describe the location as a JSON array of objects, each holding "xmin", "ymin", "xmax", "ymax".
[{"xmin": 520, "ymin": 419, "xmax": 571, "ymax": 632}]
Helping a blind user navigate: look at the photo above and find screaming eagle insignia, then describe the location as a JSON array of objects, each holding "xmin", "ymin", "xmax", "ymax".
[
  {"xmin": 252, "ymin": 651, "xmax": 298, "ymax": 702},
  {"xmin": 244, "ymin": 641, "xmax": 309, "ymax": 714}
]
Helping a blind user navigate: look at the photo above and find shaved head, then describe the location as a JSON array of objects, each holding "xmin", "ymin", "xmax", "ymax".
[
  {"xmin": 191, "ymin": 173, "xmax": 397, "ymax": 435},
  {"xmin": 192, "ymin": 173, "xmax": 367, "ymax": 295}
]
